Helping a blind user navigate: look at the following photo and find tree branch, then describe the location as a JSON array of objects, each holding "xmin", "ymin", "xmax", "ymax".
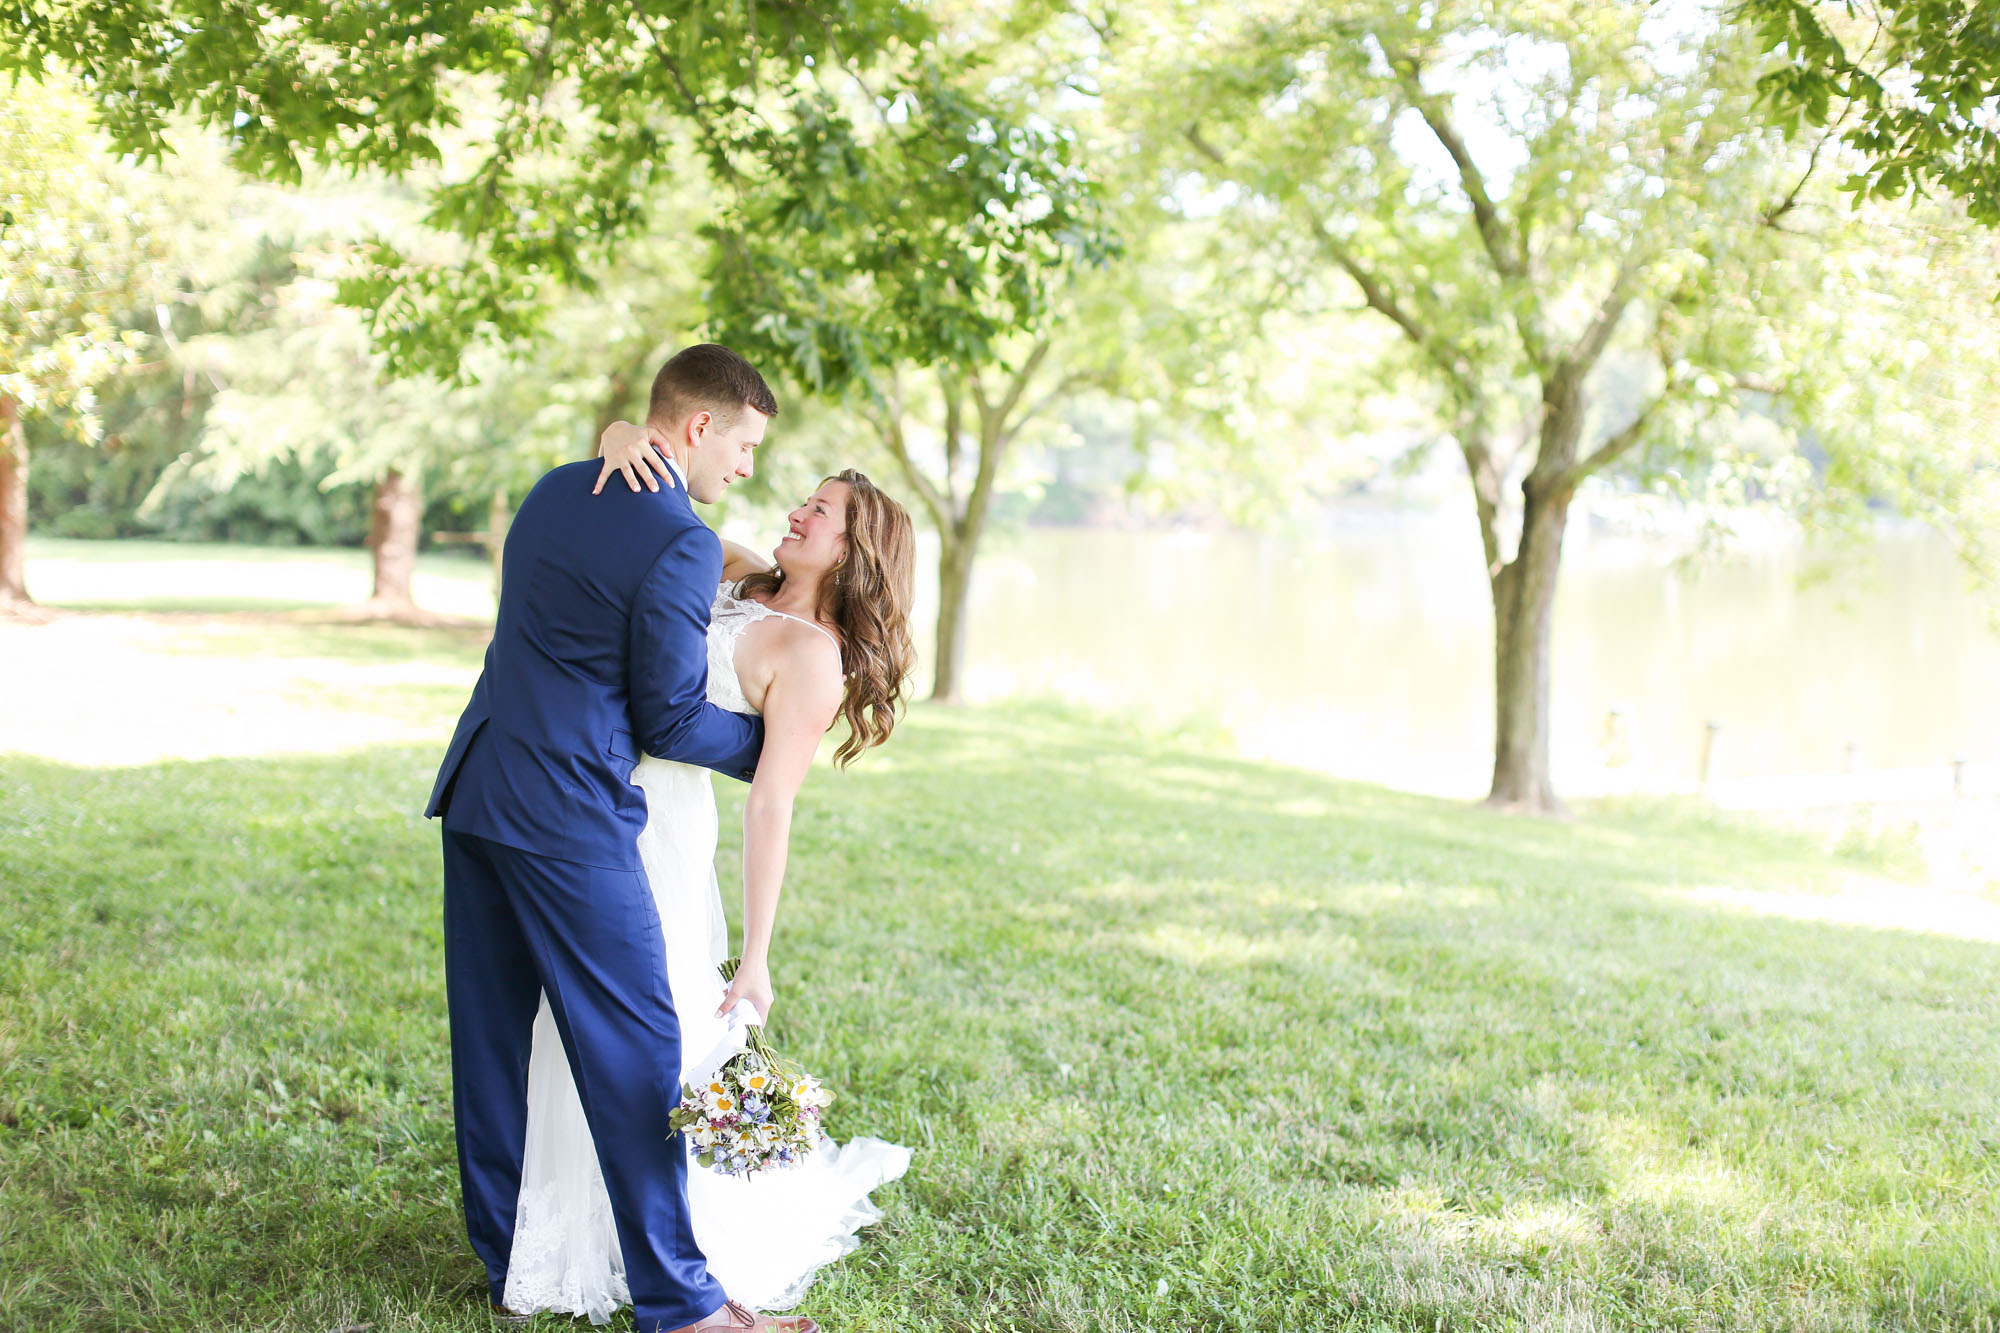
[
  {"xmin": 1565, "ymin": 396, "xmax": 1660, "ymax": 487},
  {"xmin": 1387, "ymin": 54, "xmax": 1525, "ymax": 282},
  {"xmin": 963, "ymin": 372, "xmax": 1014, "ymax": 548},
  {"xmin": 1316, "ymin": 236, "xmax": 1426, "ymax": 344},
  {"xmin": 460, "ymin": 1, "xmax": 568, "ymax": 243},
  {"xmin": 989, "ymin": 338, "xmax": 1053, "ymax": 434},
  {"xmin": 862, "ymin": 377, "xmax": 949, "ymax": 536},
  {"xmin": 939, "ymin": 370, "xmax": 965, "ymax": 517},
  {"xmin": 1383, "ymin": 51, "xmax": 1558, "ymax": 374},
  {"xmin": 1568, "ymin": 258, "xmax": 1640, "ymax": 376},
  {"xmin": 1015, "ymin": 369, "xmax": 1086, "ymax": 431},
  {"xmin": 1183, "ymin": 122, "xmax": 1229, "ymax": 167},
  {"xmin": 638, "ymin": 14, "xmax": 747, "ymax": 186},
  {"xmin": 1317, "ymin": 232, "xmax": 1478, "ymax": 405},
  {"xmin": 1189, "ymin": 115, "xmax": 1489, "ymax": 428},
  {"xmin": 1764, "ymin": 0, "xmax": 1887, "ymax": 231},
  {"xmin": 1458, "ymin": 423, "xmax": 1505, "ymax": 578},
  {"xmin": 1186, "ymin": 117, "xmax": 1477, "ymax": 393}
]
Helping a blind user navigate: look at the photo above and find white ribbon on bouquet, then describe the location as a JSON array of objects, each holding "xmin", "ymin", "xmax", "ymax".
[{"xmin": 688, "ymin": 996, "xmax": 765, "ymax": 1088}]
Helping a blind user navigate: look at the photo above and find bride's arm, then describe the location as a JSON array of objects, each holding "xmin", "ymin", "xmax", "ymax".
[
  {"xmin": 718, "ymin": 537, "xmax": 775, "ymax": 583},
  {"xmin": 716, "ymin": 630, "xmax": 844, "ymax": 1023},
  {"xmin": 595, "ymin": 420, "xmax": 775, "ymax": 583},
  {"xmin": 593, "ymin": 420, "xmax": 672, "ymax": 494}
]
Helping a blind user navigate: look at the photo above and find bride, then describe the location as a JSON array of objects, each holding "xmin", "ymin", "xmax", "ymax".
[{"xmin": 500, "ymin": 420, "xmax": 920, "ymax": 1324}]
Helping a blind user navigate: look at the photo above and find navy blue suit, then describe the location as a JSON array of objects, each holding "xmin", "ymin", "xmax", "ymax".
[{"xmin": 426, "ymin": 459, "xmax": 762, "ymax": 1328}]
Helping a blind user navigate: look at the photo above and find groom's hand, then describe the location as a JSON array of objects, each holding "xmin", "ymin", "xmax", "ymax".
[{"xmin": 718, "ymin": 958, "xmax": 773, "ymax": 1025}]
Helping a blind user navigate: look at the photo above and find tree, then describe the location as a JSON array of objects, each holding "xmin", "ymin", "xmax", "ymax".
[
  {"xmin": 2, "ymin": 2, "xmax": 1063, "ymax": 383},
  {"xmin": 165, "ymin": 160, "xmax": 728, "ymax": 618},
  {"xmin": 841, "ymin": 231, "xmax": 1213, "ymax": 700},
  {"xmin": 691, "ymin": 17, "xmax": 1117, "ymax": 700},
  {"xmin": 0, "ymin": 72, "xmax": 163, "ymax": 611},
  {"xmin": 176, "ymin": 243, "xmax": 486, "ymax": 618},
  {"xmin": 1127, "ymin": 0, "xmax": 2000, "ymax": 811},
  {"xmin": 854, "ymin": 343, "xmax": 1067, "ymax": 702},
  {"xmin": 1743, "ymin": 0, "xmax": 2000, "ymax": 224},
  {"xmin": 9, "ymin": 2, "xmax": 1115, "ymax": 664}
]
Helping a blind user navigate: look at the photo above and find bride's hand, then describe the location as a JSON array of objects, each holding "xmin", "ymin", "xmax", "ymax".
[
  {"xmin": 718, "ymin": 958, "xmax": 773, "ymax": 1025},
  {"xmin": 592, "ymin": 420, "xmax": 677, "ymax": 495}
]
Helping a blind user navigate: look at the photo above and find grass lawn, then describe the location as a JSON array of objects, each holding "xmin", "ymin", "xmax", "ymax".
[{"xmin": 3, "ymin": 699, "xmax": 1997, "ymax": 1332}]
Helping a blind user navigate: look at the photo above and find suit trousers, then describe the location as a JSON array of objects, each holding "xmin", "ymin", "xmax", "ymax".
[{"xmin": 441, "ymin": 828, "xmax": 725, "ymax": 1330}]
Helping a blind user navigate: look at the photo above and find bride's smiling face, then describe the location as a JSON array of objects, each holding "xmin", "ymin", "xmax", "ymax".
[{"xmin": 773, "ymin": 481, "xmax": 851, "ymax": 578}]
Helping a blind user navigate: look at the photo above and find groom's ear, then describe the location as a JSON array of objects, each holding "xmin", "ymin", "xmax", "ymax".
[{"xmin": 648, "ymin": 410, "xmax": 700, "ymax": 453}]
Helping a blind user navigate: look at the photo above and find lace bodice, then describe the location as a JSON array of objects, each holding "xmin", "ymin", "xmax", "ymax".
[{"xmin": 703, "ymin": 580, "xmax": 834, "ymax": 715}]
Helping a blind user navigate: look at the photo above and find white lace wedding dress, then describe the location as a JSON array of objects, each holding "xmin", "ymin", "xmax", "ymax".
[{"xmin": 502, "ymin": 581, "xmax": 912, "ymax": 1323}]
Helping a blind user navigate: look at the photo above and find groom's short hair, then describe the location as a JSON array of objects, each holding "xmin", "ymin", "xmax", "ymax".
[{"xmin": 647, "ymin": 344, "xmax": 780, "ymax": 428}]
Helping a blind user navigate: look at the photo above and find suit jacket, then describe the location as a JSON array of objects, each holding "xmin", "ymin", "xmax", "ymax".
[{"xmin": 425, "ymin": 459, "xmax": 763, "ymax": 870}]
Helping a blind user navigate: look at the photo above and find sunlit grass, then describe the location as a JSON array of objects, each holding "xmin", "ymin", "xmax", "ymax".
[{"xmin": 3, "ymin": 701, "xmax": 1997, "ymax": 1332}]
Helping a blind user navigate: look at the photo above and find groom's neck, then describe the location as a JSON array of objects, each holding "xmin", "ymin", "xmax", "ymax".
[{"xmin": 649, "ymin": 424, "xmax": 695, "ymax": 491}]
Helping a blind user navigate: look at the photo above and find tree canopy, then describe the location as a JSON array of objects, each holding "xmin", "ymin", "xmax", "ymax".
[
  {"xmin": 1115, "ymin": 0, "xmax": 2000, "ymax": 808},
  {"xmin": 1744, "ymin": 0, "xmax": 2000, "ymax": 223},
  {"xmin": 0, "ymin": 68, "xmax": 171, "ymax": 607},
  {"xmin": 3, "ymin": 0, "xmax": 1107, "ymax": 388},
  {"xmin": 0, "ymin": 69, "xmax": 160, "ymax": 436}
]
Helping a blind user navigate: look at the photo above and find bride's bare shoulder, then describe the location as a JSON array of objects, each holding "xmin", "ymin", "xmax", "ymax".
[{"xmin": 762, "ymin": 618, "xmax": 843, "ymax": 695}]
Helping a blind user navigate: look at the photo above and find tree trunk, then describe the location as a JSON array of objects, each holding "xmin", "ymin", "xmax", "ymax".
[
  {"xmin": 930, "ymin": 531, "xmax": 975, "ymax": 705},
  {"xmin": 0, "ymin": 395, "xmax": 29, "ymax": 612},
  {"xmin": 591, "ymin": 356, "xmax": 647, "ymax": 456},
  {"xmin": 485, "ymin": 485, "xmax": 512, "ymax": 602},
  {"xmin": 1486, "ymin": 472, "xmax": 1576, "ymax": 813},
  {"xmin": 364, "ymin": 467, "xmax": 423, "ymax": 618}
]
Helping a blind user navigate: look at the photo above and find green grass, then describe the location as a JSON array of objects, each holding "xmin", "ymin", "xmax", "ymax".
[{"xmin": 3, "ymin": 705, "xmax": 1997, "ymax": 1332}]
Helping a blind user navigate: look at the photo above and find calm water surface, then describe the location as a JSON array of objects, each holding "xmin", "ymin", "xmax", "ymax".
[
  {"xmin": 24, "ymin": 526, "xmax": 1991, "ymax": 800},
  {"xmin": 924, "ymin": 519, "xmax": 2000, "ymax": 799}
]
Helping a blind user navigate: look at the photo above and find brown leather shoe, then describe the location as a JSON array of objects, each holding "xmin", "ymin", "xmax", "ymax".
[
  {"xmin": 490, "ymin": 1302, "xmax": 534, "ymax": 1327},
  {"xmin": 683, "ymin": 1298, "xmax": 819, "ymax": 1333}
]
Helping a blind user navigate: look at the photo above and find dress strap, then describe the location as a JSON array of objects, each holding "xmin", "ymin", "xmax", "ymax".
[
  {"xmin": 719, "ymin": 582, "xmax": 838, "ymax": 649},
  {"xmin": 759, "ymin": 607, "xmax": 838, "ymax": 648}
]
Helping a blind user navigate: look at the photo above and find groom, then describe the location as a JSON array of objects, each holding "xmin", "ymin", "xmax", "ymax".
[{"xmin": 426, "ymin": 344, "xmax": 804, "ymax": 1332}]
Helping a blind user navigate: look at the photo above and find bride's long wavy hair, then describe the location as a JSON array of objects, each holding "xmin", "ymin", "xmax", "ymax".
[{"xmin": 735, "ymin": 470, "xmax": 917, "ymax": 766}]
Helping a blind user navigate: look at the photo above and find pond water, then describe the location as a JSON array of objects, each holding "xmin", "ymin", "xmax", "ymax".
[
  {"xmin": 921, "ymin": 517, "xmax": 2000, "ymax": 800},
  {"xmin": 21, "ymin": 521, "xmax": 1996, "ymax": 804}
]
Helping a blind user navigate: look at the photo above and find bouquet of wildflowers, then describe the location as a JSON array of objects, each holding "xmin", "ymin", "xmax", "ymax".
[{"xmin": 668, "ymin": 959, "xmax": 835, "ymax": 1177}]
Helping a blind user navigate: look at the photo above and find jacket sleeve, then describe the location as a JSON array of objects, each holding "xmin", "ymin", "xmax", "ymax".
[{"xmin": 628, "ymin": 521, "xmax": 765, "ymax": 781}]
